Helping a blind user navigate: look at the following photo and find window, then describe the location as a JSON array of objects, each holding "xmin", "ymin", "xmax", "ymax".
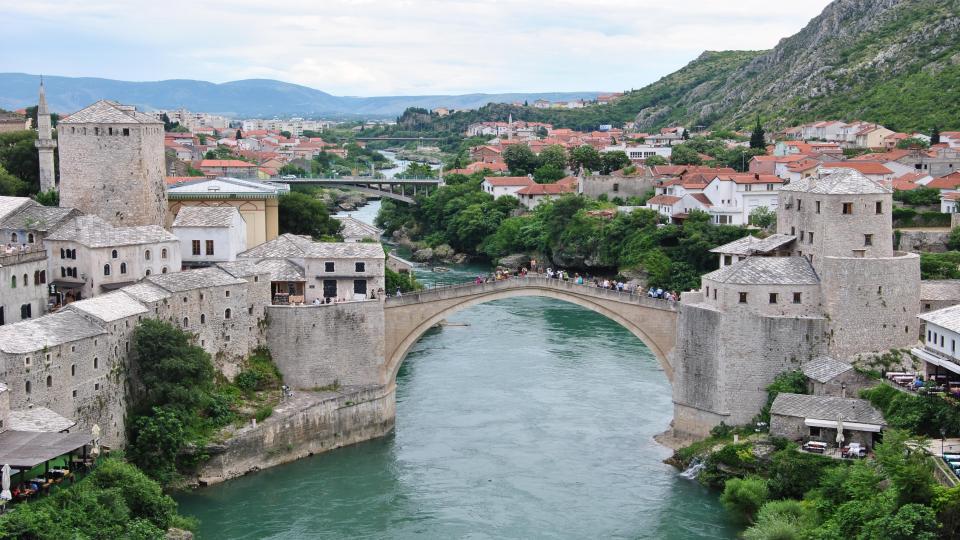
[
  {"xmin": 790, "ymin": 226, "xmax": 795, "ymax": 236},
  {"xmin": 705, "ymin": 286, "xmax": 710, "ymax": 298},
  {"xmin": 842, "ymin": 202, "xmax": 853, "ymax": 214},
  {"xmin": 23, "ymin": 273, "xmax": 28, "ymax": 286},
  {"xmin": 324, "ymin": 262, "xmax": 335, "ymax": 272},
  {"xmin": 929, "ymin": 330, "xmax": 933, "ymax": 341},
  {"xmin": 39, "ymin": 271, "xmax": 45, "ymax": 284},
  {"xmin": 739, "ymin": 292, "xmax": 748, "ymax": 304},
  {"xmin": 46, "ymin": 375, "xmax": 52, "ymax": 388},
  {"xmin": 145, "ymin": 269, "xmax": 151, "ymax": 276},
  {"xmin": 60, "ymin": 248, "xmax": 65, "ymax": 259},
  {"xmin": 876, "ymin": 201, "xmax": 882, "ymax": 214},
  {"xmin": 71, "ymin": 364, "xmax": 76, "ymax": 376},
  {"xmin": 27, "ymin": 233, "xmax": 34, "ymax": 243},
  {"xmin": 120, "ymin": 263, "xmax": 127, "ymax": 274},
  {"xmin": 355, "ymin": 262, "xmax": 365, "ymax": 272},
  {"xmin": 33, "ymin": 270, "xmax": 40, "ymax": 285},
  {"xmin": 796, "ymin": 199, "xmax": 802, "ymax": 211},
  {"xmin": 793, "ymin": 292, "xmax": 802, "ymax": 304},
  {"xmin": 72, "ymin": 390, "xmax": 77, "ymax": 398},
  {"xmin": 809, "ymin": 426, "xmax": 821, "ymax": 438},
  {"xmin": 713, "ymin": 289, "xmax": 717, "ymax": 300},
  {"xmin": 769, "ymin": 293, "xmax": 778, "ymax": 304},
  {"xmin": 25, "ymin": 381, "xmax": 30, "ymax": 394},
  {"xmin": 145, "ymin": 249, "xmax": 151, "ymax": 260},
  {"xmin": 20, "ymin": 304, "xmax": 31, "ymax": 320},
  {"xmin": 200, "ymin": 314, "xmax": 206, "ymax": 324},
  {"xmin": 815, "ymin": 201, "xmax": 821, "ymax": 214},
  {"xmin": 354, "ymin": 279, "xmax": 367, "ymax": 295},
  {"xmin": 806, "ymin": 232, "xmax": 813, "ymax": 243},
  {"xmin": 799, "ymin": 230, "xmax": 804, "ymax": 243},
  {"xmin": 183, "ymin": 317, "xmax": 189, "ymax": 327},
  {"xmin": 225, "ymin": 290, "xmax": 230, "ymax": 298},
  {"xmin": 192, "ymin": 240, "xmax": 201, "ymax": 256},
  {"xmin": 122, "ymin": 128, "xmax": 129, "ymax": 136},
  {"xmin": 161, "ymin": 248, "xmax": 168, "ymax": 259},
  {"xmin": 10, "ymin": 275, "xmax": 15, "ymax": 288},
  {"xmin": 10, "ymin": 233, "xmax": 16, "ymax": 243},
  {"xmin": 323, "ymin": 279, "xmax": 337, "ymax": 298},
  {"xmin": 864, "ymin": 234, "xmax": 873, "ymax": 246},
  {"xmin": 111, "ymin": 249, "xmax": 118, "ymax": 259},
  {"xmin": 724, "ymin": 255, "xmax": 732, "ymax": 266},
  {"xmin": 103, "ymin": 264, "xmax": 111, "ymax": 276},
  {"xmin": 612, "ymin": 183, "xmax": 620, "ymax": 193},
  {"xmin": 206, "ymin": 240, "xmax": 214, "ymax": 255},
  {"xmin": 224, "ymin": 308, "xmax": 232, "ymax": 319},
  {"xmin": 161, "ymin": 267, "xmax": 168, "ymax": 274}
]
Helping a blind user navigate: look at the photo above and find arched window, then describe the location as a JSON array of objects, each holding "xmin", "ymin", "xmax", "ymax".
[
  {"xmin": 10, "ymin": 233, "xmax": 17, "ymax": 243},
  {"xmin": 46, "ymin": 375, "xmax": 52, "ymax": 388},
  {"xmin": 33, "ymin": 270, "xmax": 39, "ymax": 285},
  {"xmin": 145, "ymin": 269, "xmax": 151, "ymax": 277},
  {"xmin": 23, "ymin": 274, "xmax": 28, "ymax": 286},
  {"xmin": 111, "ymin": 249, "xmax": 118, "ymax": 259},
  {"xmin": 120, "ymin": 262, "xmax": 127, "ymax": 274},
  {"xmin": 145, "ymin": 249, "xmax": 151, "ymax": 261},
  {"xmin": 27, "ymin": 233, "xmax": 34, "ymax": 243},
  {"xmin": 103, "ymin": 264, "xmax": 111, "ymax": 276},
  {"xmin": 224, "ymin": 308, "xmax": 232, "ymax": 319},
  {"xmin": 10, "ymin": 275, "xmax": 16, "ymax": 288},
  {"xmin": 200, "ymin": 314, "xmax": 206, "ymax": 324},
  {"xmin": 70, "ymin": 249, "xmax": 76, "ymax": 259},
  {"xmin": 39, "ymin": 271, "xmax": 45, "ymax": 284},
  {"xmin": 93, "ymin": 357, "xmax": 99, "ymax": 369},
  {"xmin": 161, "ymin": 267, "xmax": 168, "ymax": 274},
  {"xmin": 161, "ymin": 248, "xmax": 168, "ymax": 259},
  {"xmin": 25, "ymin": 381, "xmax": 30, "ymax": 394},
  {"xmin": 60, "ymin": 248, "xmax": 65, "ymax": 259},
  {"xmin": 183, "ymin": 317, "xmax": 189, "ymax": 327}
]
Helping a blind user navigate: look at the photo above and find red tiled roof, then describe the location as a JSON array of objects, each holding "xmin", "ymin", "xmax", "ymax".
[
  {"xmin": 690, "ymin": 193, "xmax": 713, "ymax": 207},
  {"xmin": 483, "ymin": 176, "xmax": 535, "ymax": 187},
  {"xmin": 165, "ymin": 176, "xmax": 198, "ymax": 185},
  {"xmin": 943, "ymin": 192, "xmax": 960, "ymax": 201},
  {"xmin": 892, "ymin": 173, "xmax": 926, "ymax": 191},
  {"xmin": 927, "ymin": 172, "xmax": 960, "ymax": 190},
  {"xmin": 647, "ymin": 195, "xmax": 682, "ymax": 205},
  {"xmin": 821, "ymin": 162, "xmax": 892, "ymax": 175},
  {"xmin": 717, "ymin": 174, "xmax": 784, "ymax": 185},
  {"xmin": 199, "ymin": 159, "xmax": 256, "ymax": 168},
  {"xmin": 515, "ymin": 182, "xmax": 577, "ymax": 195},
  {"xmin": 848, "ymin": 149, "xmax": 910, "ymax": 162}
]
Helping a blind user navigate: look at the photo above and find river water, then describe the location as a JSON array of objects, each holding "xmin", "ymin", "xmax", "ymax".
[{"xmin": 175, "ymin": 200, "xmax": 737, "ymax": 539}]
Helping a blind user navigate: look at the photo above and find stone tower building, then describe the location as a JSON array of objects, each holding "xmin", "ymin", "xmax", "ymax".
[
  {"xmin": 672, "ymin": 168, "xmax": 920, "ymax": 437},
  {"xmin": 34, "ymin": 80, "xmax": 57, "ymax": 193},
  {"xmin": 57, "ymin": 100, "xmax": 167, "ymax": 227}
]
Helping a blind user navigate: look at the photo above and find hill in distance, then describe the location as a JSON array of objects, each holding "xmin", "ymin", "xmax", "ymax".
[{"xmin": 0, "ymin": 73, "xmax": 603, "ymax": 119}]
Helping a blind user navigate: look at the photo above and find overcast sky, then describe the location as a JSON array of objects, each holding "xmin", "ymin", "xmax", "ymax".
[{"xmin": 2, "ymin": 0, "xmax": 833, "ymax": 96}]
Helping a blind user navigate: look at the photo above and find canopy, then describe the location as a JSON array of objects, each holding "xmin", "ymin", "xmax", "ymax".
[
  {"xmin": 805, "ymin": 418, "xmax": 882, "ymax": 433},
  {"xmin": 0, "ymin": 431, "xmax": 92, "ymax": 469}
]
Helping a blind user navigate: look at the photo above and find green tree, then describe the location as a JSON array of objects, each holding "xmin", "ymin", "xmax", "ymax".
[
  {"xmin": 278, "ymin": 192, "xmax": 343, "ymax": 239},
  {"xmin": 897, "ymin": 137, "xmax": 930, "ymax": 149},
  {"xmin": 570, "ymin": 145, "xmax": 602, "ymax": 172},
  {"xmin": 750, "ymin": 117, "xmax": 766, "ymax": 149},
  {"xmin": 0, "ymin": 163, "xmax": 28, "ymax": 196},
  {"xmin": 743, "ymin": 500, "xmax": 811, "ymax": 540},
  {"xmin": 860, "ymin": 503, "xmax": 938, "ymax": 540},
  {"xmin": 721, "ymin": 476, "xmax": 769, "ymax": 523},
  {"xmin": 502, "ymin": 144, "xmax": 538, "ymax": 175},
  {"xmin": 131, "ymin": 319, "xmax": 216, "ymax": 414},
  {"xmin": 278, "ymin": 164, "xmax": 307, "ymax": 177},
  {"xmin": 538, "ymin": 144, "xmax": 568, "ymax": 171},
  {"xmin": 32, "ymin": 189, "xmax": 59, "ymax": 206},
  {"xmin": 280, "ymin": 130, "xmax": 292, "ymax": 139},
  {"xmin": 600, "ymin": 151, "xmax": 631, "ymax": 174},
  {"xmin": 749, "ymin": 207, "xmax": 776, "ymax": 229},
  {"xmin": 669, "ymin": 144, "xmax": 703, "ymax": 165},
  {"xmin": 235, "ymin": 129, "xmax": 243, "ymax": 140},
  {"xmin": 127, "ymin": 406, "xmax": 187, "ymax": 484},
  {"xmin": 533, "ymin": 163, "xmax": 565, "ymax": 183},
  {"xmin": 931, "ymin": 126, "xmax": 941, "ymax": 145},
  {"xmin": 0, "ymin": 130, "xmax": 40, "ymax": 192},
  {"xmin": 949, "ymin": 227, "xmax": 960, "ymax": 251},
  {"xmin": 644, "ymin": 155, "xmax": 668, "ymax": 166}
]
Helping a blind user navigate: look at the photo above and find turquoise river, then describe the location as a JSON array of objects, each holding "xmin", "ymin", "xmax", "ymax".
[{"xmin": 175, "ymin": 201, "xmax": 738, "ymax": 539}]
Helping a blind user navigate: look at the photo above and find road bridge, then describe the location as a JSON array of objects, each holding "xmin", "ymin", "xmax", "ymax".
[{"xmin": 275, "ymin": 176, "xmax": 442, "ymax": 203}]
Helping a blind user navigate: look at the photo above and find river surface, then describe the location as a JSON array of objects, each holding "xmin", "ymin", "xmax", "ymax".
[{"xmin": 174, "ymin": 203, "xmax": 737, "ymax": 539}]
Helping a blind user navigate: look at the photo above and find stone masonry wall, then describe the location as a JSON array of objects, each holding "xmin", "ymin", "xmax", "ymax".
[{"xmin": 266, "ymin": 301, "xmax": 386, "ymax": 389}]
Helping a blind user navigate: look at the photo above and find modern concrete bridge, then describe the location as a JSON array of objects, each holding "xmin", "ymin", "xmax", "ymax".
[
  {"xmin": 276, "ymin": 177, "xmax": 441, "ymax": 204},
  {"xmin": 383, "ymin": 277, "xmax": 678, "ymax": 383}
]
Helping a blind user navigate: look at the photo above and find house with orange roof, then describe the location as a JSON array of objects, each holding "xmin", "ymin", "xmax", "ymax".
[
  {"xmin": 481, "ymin": 176, "xmax": 535, "ymax": 199},
  {"xmin": 198, "ymin": 159, "xmax": 258, "ymax": 179},
  {"xmin": 782, "ymin": 158, "xmax": 822, "ymax": 182},
  {"xmin": 470, "ymin": 145, "xmax": 504, "ymax": 164},
  {"xmin": 748, "ymin": 154, "xmax": 810, "ymax": 176},
  {"xmin": 819, "ymin": 162, "xmax": 894, "ymax": 184},
  {"xmin": 891, "ymin": 172, "xmax": 931, "ymax": 191},
  {"xmin": 940, "ymin": 132, "xmax": 960, "ymax": 149},
  {"xmin": 514, "ymin": 180, "xmax": 578, "ymax": 209},
  {"xmin": 927, "ymin": 172, "xmax": 960, "ymax": 193}
]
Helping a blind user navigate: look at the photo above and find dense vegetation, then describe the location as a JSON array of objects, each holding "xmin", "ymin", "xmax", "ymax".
[
  {"xmin": 376, "ymin": 172, "xmax": 748, "ymax": 291},
  {"xmin": 127, "ymin": 320, "xmax": 282, "ymax": 484},
  {"xmin": 0, "ymin": 459, "xmax": 194, "ymax": 539},
  {"xmin": 278, "ymin": 191, "xmax": 343, "ymax": 239},
  {"xmin": 920, "ymin": 252, "xmax": 960, "ymax": 280},
  {"xmin": 862, "ymin": 383, "xmax": 960, "ymax": 438},
  {"xmin": 0, "ymin": 130, "xmax": 42, "ymax": 196}
]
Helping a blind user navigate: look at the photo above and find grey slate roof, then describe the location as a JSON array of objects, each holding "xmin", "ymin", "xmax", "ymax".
[
  {"xmin": 172, "ymin": 206, "xmax": 240, "ymax": 228},
  {"xmin": 66, "ymin": 291, "xmax": 149, "ymax": 323},
  {"xmin": 251, "ymin": 258, "xmax": 305, "ymax": 281},
  {"xmin": 703, "ymin": 256, "xmax": 820, "ymax": 285},
  {"xmin": 920, "ymin": 280, "xmax": 960, "ymax": 302},
  {"xmin": 45, "ymin": 215, "xmax": 178, "ymax": 247},
  {"xmin": 771, "ymin": 392, "xmax": 885, "ymax": 426},
  {"xmin": 0, "ymin": 311, "xmax": 107, "ymax": 354},
  {"xmin": 780, "ymin": 168, "xmax": 889, "ymax": 195},
  {"xmin": 119, "ymin": 282, "xmax": 171, "ymax": 303},
  {"xmin": 216, "ymin": 260, "xmax": 261, "ymax": 278},
  {"xmin": 167, "ymin": 177, "xmax": 288, "ymax": 198},
  {"xmin": 8, "ymin": 407, "xmax": 76, "ymax": 433},
  {"xmin": 711, "ymin": 234, "xmax": 797, "ymax": 256},
  {"xmin": 919, "ymin": 304, "xmax": 960, "ymax": 332},
  {"xmin": 802, "ymin": 356, "xmax": 855, "ymax": 383},
  {"xmin": 238, "ymin": 233, "xmax": 385, "ymax": 259},
  {"xmin": 332, "ymin": 215, "xmax": 383, "ymax": 240},
  {"xmin": 59, "ymin": 100, "xmax": 160, "ymax": 125},
  {"xmin": 147, "ymin": 267, "xmax": 245, "ymax": 293},
  {"xmin": 0, "ymin": 196, "xmax": 33, "ymax": 222},
  {"xmin": 0, "ymin": 205, "xmax": 79, "ymax": 233}
]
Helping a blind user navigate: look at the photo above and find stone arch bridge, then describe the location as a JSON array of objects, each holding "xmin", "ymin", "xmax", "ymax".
[{"xmin": 383, "ymin": 277, "xmax": 678, "ymax": 383}]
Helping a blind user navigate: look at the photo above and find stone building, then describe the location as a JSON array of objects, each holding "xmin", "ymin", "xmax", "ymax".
[
  {"xmin": 673, "ymin": 168, "xmax": 920, "ymax": 437},
  {"xmin": 57, "ymin": 100, "xmax": 168, "ymax": 227},
  {"xmin": 801, "ymin": 356, "xmax": 874, "ymax": 398},
  {"xmin": 0, "ymin": 202, "xmax": 79, "ymax": 249},
  {"xmin": 332, "ymin": 215, "xmax": 383, "ymax": 243},
  {"xmin": 0, "ymin": 250, "xmax": 48, "ymax": 325},
  {"xmin": 34, "ymin": 81, "xmax": 57, "ymax": 193},
  {"xmin": 770, "ymin": 393, "xmax": 885, "ymax": 449},
  {"xmin": 44, "ymin": 215, "xmax": 181, "ymax": 300},
  {"xmin": 238, "ymin": 234, "xmax": 385, "ymax": 303},
  {"xmin": 172, "ymin": 206, "xmax": 247, "ymax": 267}
]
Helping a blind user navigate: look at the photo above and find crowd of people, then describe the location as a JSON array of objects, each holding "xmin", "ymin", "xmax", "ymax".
[{"xmin": 458, "ymin": 264, "xmax": 680, "ymax": 302}]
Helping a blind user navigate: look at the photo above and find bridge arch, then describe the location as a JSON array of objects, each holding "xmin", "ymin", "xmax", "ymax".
[{"xmin": 383, "ymin": 279, "xmax": 678, "ymax": 386}]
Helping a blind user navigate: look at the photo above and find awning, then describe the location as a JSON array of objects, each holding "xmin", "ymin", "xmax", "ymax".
[
  {"xmin": 100, "ymin": 281, "xmax": 135, "ymax": 291},
  {"xmin": 804, "ymin": 418, "xmax": 883, "ymax": 433},
  {"xmin": 0, "ymin": 431, "xmax": 93, "ymax": 469},
  {"xmin": 912, "ymin": 347, "xmax": 960, "ymax": 376},
  {"xmin": 50, "ymin": 280, "xmax": 84, "ymax": 289}
]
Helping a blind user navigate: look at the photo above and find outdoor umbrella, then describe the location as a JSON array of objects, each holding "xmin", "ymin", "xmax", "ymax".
[
  {"xmin": 91, "ymin": 424, "xmax": 101, "ymax": 457},
  {"xmin": 836, "ymin": 414, "xmax": 845, "ymax": 448},
  {"xmin": 1, "ymin": 464, "xmax": 11, "ymax": 500}
]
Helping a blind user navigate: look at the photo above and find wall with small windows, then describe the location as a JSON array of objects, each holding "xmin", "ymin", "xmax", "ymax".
[
  {"xmin": 0, "ymin": 256, "xmax": 49, "ymax": 325},
  {"xmin": 301, "ymin": 256, "xmax": 385, "ymax": 303},
  {"xmin": 700, "ymin": 277, "xmax": 822, "ymax": 318},
  {"xmin": 44, "ymin": 238, "xmax": 182, "ymax": 298}
]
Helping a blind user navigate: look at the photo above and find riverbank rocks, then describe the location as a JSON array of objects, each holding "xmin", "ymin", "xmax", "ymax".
[
  {"xmin": 897, "ymin": 229, "xmax": 950, "ymax": 253},
  {"xmin": 498, "ymin": 253, "xmax": 531, "ymax": 269},
  {"xmin": 433, "ymin": 244, "xmax": 455, "ymax": 261},
  {"xmin": 166, "ymin": 529, "xmax": 194, "ymax": 540},
  {"xmin": 412, "ymin": 248, "xmax": 434, "ymax": 262}
]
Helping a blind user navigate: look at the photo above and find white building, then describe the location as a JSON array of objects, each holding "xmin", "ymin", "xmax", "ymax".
[
  {"xmin": 481, "ymin": 176, "xmax": 536, "ymax": 199},
  {"xmin": 702, "ymin": 174, "xmax": 783, "ymax": 225},
  {"xmin": 603, "ymin": 144, "xmax": 672, "ymax": 162},
  {"xmin": 44, "ymin": 215, "xmax": 182, "ymax": 300},
  {"xmin": 172, "ymin": 207, "xmax": 247, "ymax": 266},
  {"xmin": 914, "ymin": 305, "xmax": 960, "ymax": 381}
]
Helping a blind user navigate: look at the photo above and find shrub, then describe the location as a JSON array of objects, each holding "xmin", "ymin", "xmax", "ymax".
[
  {"xmin": 721, "ymin": 476, "xmax": 769, "ymax": 523},
  {"xmin": 743, "ymin": 500, "xmax": 810, "ymax": 540},
  {"xmin": 766, "ymin": 449, "xmax": 838, "ymax": 500},
  {"xmin": 255, "ymin": 405, "xmax": 273, "ymax": 423}
]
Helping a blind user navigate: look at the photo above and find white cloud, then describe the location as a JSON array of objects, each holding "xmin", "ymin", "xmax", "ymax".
[{"xmin": 0, "ymin": 0, "xmax": 833, "ymax": 95}]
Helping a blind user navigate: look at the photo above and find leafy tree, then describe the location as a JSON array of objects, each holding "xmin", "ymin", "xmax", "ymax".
[
  {"xmin": 669, "ymin": 144, "xmax": 703, "ymax": 165},
  {"xmin": 0, "ymin": 163, "xmax": 28, "ymax": 196},
  {"xmin": 502, "ymin": 144, "xmax": 538, "ymax": 175},
  {"xmin": 131, "ymin": 319, "xmax": 216, "ymax": 414},
  {"xmin": 893, "ymin": 186, "xmax": 941, "ymax": 206},
  {"xmin": 235, "ymin": 129, "xmax": 243, "ymax": 140},
  {"xmin": 600, "ymin": 151, "xmax": 630, "ymax": 174},
  {"xmin": 280, "ymin": 130, "xmax": 292, "ymax": 139},
  {"xmin": 127, "ymin": 406, "xmax": 187, "ymax": 484},
  {"xmin": 766, "ymin": 449, "xmax": 836, "ymax": 500},
  {"xmin": 931, "ymin": 126, "xmax": 941, "ymax": 145},
  {"xmin": 386, "ymin": 267, "xmax": 420, "ymax": 293},
  {"xmin": 538, "ymin": 144, "xmax": 568, "ymax": 171},
  {"xmin": 278, "ymin": 192, "xmax": 343, "ymax": 239},
  {"xmin": 278, "ymin": 164, "xmax": 307, "ymax": 177},
  {"xmin": 743, "ymin": 500, "xmax": 811, "ymax": 540},
  {"xmin": 0, "ymin": 130, "xmax": 40, "ymax": 192},
  {"xmin": 644, "ymin": 155, "xmax": 668, "ymax": 166},
  {"xmin": 570, "ymin": 145, "xmax": 602, "ymax": 173},
  {"xmin": 921, "ymin": 251, "xmax": 960, "ymax": 279},
  {"xmin": 860, "ymin": 503, "xmax": 938, "ymax": 540},
  {"xmin": 897, "ymin": 137, "xmax": 930, "ymax": 149},
  {"xmin": 949, "ymin": 227, "xmax": 960, "ymax": 251},
  {"xmin": 533, "ymin": 163, "xmax": 565, "ymax": 183},
  {"xmin": 32, "ymin": 189, "xmax": 59, "ymax": 206},
  {"xmin": 721, "ymin": 477, "xmax": 769, "ymax": 523},
  {"xmin": 750, "ymin": 116, "xmax": 766, "ymax": 149},
  {"xmin": 749, "ymin": 207, "xmax": 776, "ymax": 229}
]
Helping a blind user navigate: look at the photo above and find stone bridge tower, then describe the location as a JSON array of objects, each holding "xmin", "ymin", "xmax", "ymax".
[
  {"xmin": 34, "ymin": 79, "xmax": 57, "ymax": 193},
  {"xmin": 57, "ymin": 100, "xmax": 167, "ymax": 227}
]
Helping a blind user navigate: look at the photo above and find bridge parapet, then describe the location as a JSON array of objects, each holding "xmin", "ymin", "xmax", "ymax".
[{"xmin": 385, "ymin": 276, "xmax": 678, "ymax": 312}]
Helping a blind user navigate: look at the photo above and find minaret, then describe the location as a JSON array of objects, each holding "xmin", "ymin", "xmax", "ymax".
[{"xmin": 35, "ymin": 78, "xmax": 58, "ymax": 193}]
